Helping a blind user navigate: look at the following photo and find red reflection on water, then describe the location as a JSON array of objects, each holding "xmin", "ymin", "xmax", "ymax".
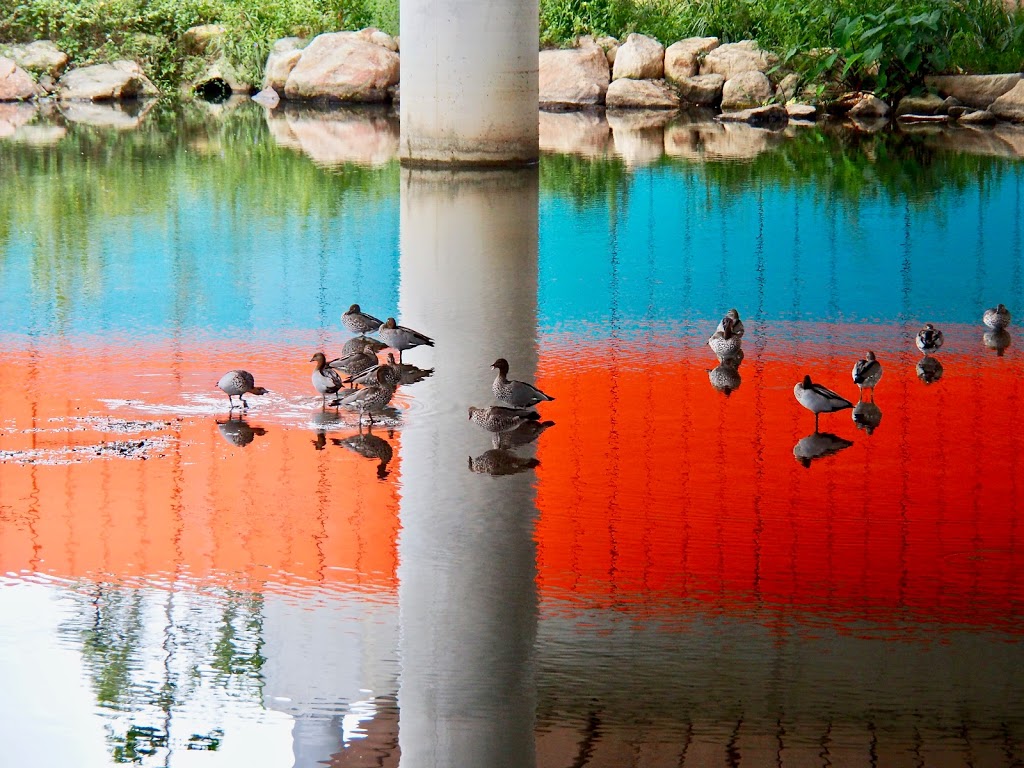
[
  {"xmin": 0, "ymin": 340, "xmax": 401, "ymax": 592},
  {"xmin": 534, "ymin": 324, "xmax": 1024, "ymax": 628}
]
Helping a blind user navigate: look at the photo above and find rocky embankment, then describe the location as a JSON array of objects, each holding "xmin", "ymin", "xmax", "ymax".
[{"xmin": 2, "ymin": 27, "xmax": 1024, "ymax": 128}]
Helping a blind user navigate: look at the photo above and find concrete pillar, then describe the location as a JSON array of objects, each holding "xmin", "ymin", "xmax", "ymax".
[
  {"xmin": 396, "ymin": 167, "xmax": 540, "ymax": 767},
  {"xmin": 399, "ymin": 0, "xmax": 539, "ymax": 166}
]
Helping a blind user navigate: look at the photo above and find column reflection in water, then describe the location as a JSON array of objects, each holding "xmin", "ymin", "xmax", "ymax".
[{"xmin": 396, "ymin": 167, "xmax": 540, "ymax": 767}]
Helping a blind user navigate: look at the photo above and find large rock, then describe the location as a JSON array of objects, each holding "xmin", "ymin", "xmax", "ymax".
[
  {"xmin": 605, "ymin": 78, "xmax": 680, "ymax": 108},
  {"xmin": 0, "ymin": 40, "xmax": 69, "ymax": 78},
  {"xmin": 718, "ymin": 103, "xmax": 788, "ymax": 125},
  {"xmin": 0, "ymin": 57, "xmax": 43, "ymax": 101},
  {"xmin": 263, "ymin": 37, "xmax": 307, "ymax": 92},
  {"xmin": 675, "ymin": 74, "xmax": 725, "ymax": 106},
  {"xmin": 191, "ymin": 58, "xmax": 252, "ymax": 98},
  {"xmin": 664, "ymin": 37, "xmax": 719, "ymax": 81},
  {"xmin": 58, "ymin": 61, "xmax": 158, "ymax": 101},
  {"xmin": 925, "ymin": 73, "xmax": 1022, "ymax": 109},
  {"xmin": 990, "ymin": 80, "xmax": 1024, "ymax": 122},
  {"xmin": 539, "ymin": 44, "xmax": 610, "ymax": 107},
  {"xmin": 894, "ymin": 92, "xmax": 946, "ymax": 117},
  {"xmin": 847, "ymin": 93, "xmax": 890, "ymax": 118},
  {"xmin": 181, "ymin": 24, "xmax": 227, "ymax": 55},
  {"xmin": 283, "ymin": 31, "xmax": 400, "ymax": 102},
  {"xmin": 700, "ymin": 40, "xmax": 777, "ymax": 80},
  {"xmin": 720, "ymin": 71, "xmax": 772, "ymax": 110},
  {"xmin": 612, "ymin": 33, "xmax": 664, "ymax": 80}
]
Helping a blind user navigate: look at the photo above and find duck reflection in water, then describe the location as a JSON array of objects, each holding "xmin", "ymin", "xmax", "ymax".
[
  {"xmin": 334, "ymin": 426, "xmax": 394, "ymax": 479},
  {"xmin": 216, "ymin": 414, "xmax": 267, "ymax": 447},
  {"xmin": 917, "ymin": 355, "xmax": 944, "ymax": 384},
  {"xmin": 793, "ymin": 432, "xmax": 854, "ymax": 467},
  {"xmin": 983, "ymin": 329, "xmax": 1012, "ymax": 357},
  {"xmin": 852, "ymin": 400, "xmax": 883, "ymax": 435},
  {"xmin": 492, "ymin": 418, "xmax": 556, "ymax": 450},
  {"xmin": 310, "ymin": 409, "xmax": 341, "ymax": 450},
  {"xmin": 468, "ymin": 449, "xmax": 540, "ymax": 476},
  {"xmin": 707, "ymin": 360, "xmax": 741, "ymax": 396}
]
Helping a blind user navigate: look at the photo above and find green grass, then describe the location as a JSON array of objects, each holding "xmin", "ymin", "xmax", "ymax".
[{"xmin": 1, "ymin": 0, "xmax": 1021, "ymax": 98}]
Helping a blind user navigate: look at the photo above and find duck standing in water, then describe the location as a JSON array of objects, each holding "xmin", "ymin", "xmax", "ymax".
[
  {"xmin": 794, "ymin": 375, "xmax": 854, "ymax": 431},
  {"xmin": 378, "ymin": 317, "xmax": 434, "ymax": 362},
  {"xmin": 983, "ymin": 303, "xmax": 1011, "ymax": 331},
  {"xmin": 491, "ymin": 358, "xmax": 555, "ymax": 408},
  {"xmin": 310, "ymin": 352, "xmax": 344, "ymax": 406},
  {"xmin": 342, "ymin": 304, "xmax": 385, "ymax": 337},
  {"xmin": 329, "ymin": 344, "xmax": 380, "ymax": 385},
  {"xmin": 708, "ymin": 315, "xmax": 742, "ymax": 362},
  {"xmin": 335, "ymin": 367, "xmax": 397, "ymax": 424},
  {"xmin": 217, "ymin": 370, "xmax": 268, "ymax": 410},
  {"xmin": 915, "ymin": 323, "xmax": 944, "ymax": 354},
  {"xmin": 851, "ymin": 350, "xmax": 882, "ymax": 401}
]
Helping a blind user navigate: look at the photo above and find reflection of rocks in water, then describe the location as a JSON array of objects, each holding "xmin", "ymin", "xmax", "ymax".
[
  {"xmin": 917, "ymin": 355, "xmax": 944, "ymax": 384},
  {"xmin": 539, "ymin": 110, "xmax": 611, "ymax": 158},
  {"xmin": 266, "ymin": 104, "xmax": 399, "ymax": 167},
  {"xmin": 983, "ymin": 329, "xmax": 1012, "ymax": 356},
  {"xmin": 58, "ymin": 99, "xmax": 155, "ymax": 130},
  {"xmin": 216, "ymin": 416, "xmax": 267, "ymax": 447},
  {"xmin": 664, "ymin": 112, "xmax": 783, "ymax": 162},
  {"xmin": 468, "ymin": 449, "xmax": 540, "ymax": 476},
  {"xmin": 852, "ymin": 401, "xmax": 883, "ymax": 435},
  {"xmin": 793, "ymin": 432, "xmax": 854, "ymax": 467},
  {"xmin": 608, "ymin": 108, "xmax": 675, "ymax": 168},
  {"xmin": 493, "ymin": 419, "xmax": 555, "ymax": 449},
  {"xmin": 334, "ymin": 429, "xmax": 394, "ymax": 478},
  {"xmin": 708, "ymin": 362, "xmax": 741, "ymax": 396},
  {"xmin": 0, "ymin": 102, "xmax": 38, "ymax": 139},
  {"xmin": 917, "ymin": 123, "xmax": 1024, "ymax": 161}
]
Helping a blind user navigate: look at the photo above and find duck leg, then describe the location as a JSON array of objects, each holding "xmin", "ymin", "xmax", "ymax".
[{"xmin": 814, "ymin": 412, "xmax": 820, "ymax": 433}]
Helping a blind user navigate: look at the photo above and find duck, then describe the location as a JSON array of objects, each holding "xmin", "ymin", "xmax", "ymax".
[
  {"xmin": 468, "ymin": 449, "xmax": 540, "ymax": 476},
  {"xmin": 340, "ymin": 335, "xmax": 387, "ymax": 357},
  {"xmin": 344, "ymin": 353, "xmax": 402, "ymax": 388},
  {"xmin": 707, "ymin": 361, "xmax": 741, "ymax": 396},
  {"xmin": 492, "ymin": 418, "xmax": 555, "ymax": 450},
  {"xmin": 378, "ymin": 318, "xmax": 434, "ymax": 362},
  {"xmin": 217, "ymin": 370, "xmax": 268, "ymax": 409},
  {"xmin": 491, "ymin": 358, "xmax": 555, "ymax": 408},
  {"xmin": 715, "ymin": 308, "xmax": 745, "ymax": 338},
  {"xmin": 468, "ymin": 405, "xmax": 541, "ymax": 433},
  {"xmin": 310, "ymin": 352, "xmax": 344, "ymax": 406},
  {"xmin": 329, "ymin": 344, "xmax": 379, "ymax": 383},
  {"xmin": 793, "ymin": 375, "xmax": 854, "ymax": 431},
  {"xmin": 983, "ymin": 303, "xmax": 1011, "ymax": 331},
  {"xmin": 916, "ymin": 355, "xmax": 944, "ymax": 384},
  {"xmin": 708, "ymin": 315, "xmax": 742, "ymax": 362},
  {"xmin": 342, "ymin": 304, "xmax": 385, "ymax": 337},
  {"xmin": 334, "ymin": 367, "xmax": 396, "ymax": 423},
  {"xmin": 915, "ymin": 323, "xmax": 944, "ymax": 354},
  {"xmin": 983, "ymin": 328, "xmax": 1012, "ymax": 357},
  {"xmin": 851, "ymin": 350, "xmax": 882, "ymax": 400}
]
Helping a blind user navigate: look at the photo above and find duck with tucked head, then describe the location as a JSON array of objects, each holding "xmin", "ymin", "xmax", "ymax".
[
  {"xmin": 851, "ymin": 350, "xmax": 882, "ymax": 401},
  {"xmin": 491, "ymin": 358, "xmax": 555, "ymax": 408},
  {"xmin": 378, "ymin": 317, "xmax": 434, "ymax": 362},
  {"xmin": 329, "ymin": 344, "xmax": 379, "ymax": 385},
  {"xmin": 916, "ymin": 323, "xmax": 944, "ymax": 355},
  {"xmin": 310, "ymin": 352, "xmax": 343, "ymax": 406},
  {"xmin": 983, "ymin": 303, "xmax": 1011, "ymax": 331},
  {"xmin": 715, "ymin": 308, "xmax": 745, "ymax": 338},
  {"xmin": 217, "ymin": 370, "xmax": 268, "ymax": 410},
  {"xmin": 708, "ymin": 315, "xmax": 743, "ymax": 362},
  {"xmin": 342, "ymin": 304, "xmax": 385, "ymax": 337},
  {"xmin": 794, "ymin": 375, "xmax": 854, "ymax": 431}
]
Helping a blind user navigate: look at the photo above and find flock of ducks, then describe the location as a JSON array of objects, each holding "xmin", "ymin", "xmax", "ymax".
[{"xmin": 217, "ymin": 300, "xmax": 1012, "ymax": 471}]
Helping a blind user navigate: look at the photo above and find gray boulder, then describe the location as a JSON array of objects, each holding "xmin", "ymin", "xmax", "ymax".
[
  {"xmin": 721, "ymin": 71, "xmax": 772, "ymax": 110},
  {"xmin": 894, "ymin": 93, "xmax": 946, "ymax": 117},
  {"xmin": 283, "ymin": 31, "xmax": 400, "ymax": 102},
  {"xmin": 539, "ymin": 43, "xmax": 610, "ymax": 107},
  {"xmin": 718, "ymin": 103, "xmax": 787, "ymax": 125},
  {"xmin": 675, "ymin": 74, "xmax": 725, "ymax": 106},
  {"xmin": 0, "ymin": 57, "xmax": 43, "ymax": 101},
  {"xmin": 0, "ymin": 40, "xmax": 69, "ymax": 78},
  {"xmin": 605, "ymin": 78, "xmax": 680, "ymax": 109},
  {"xmin": 58, "ymin": 61, "xmax": 158, "ymax": 101},
  {"xmin": 925, "ymin": 74, "xmax": 1022, "ymax": 110},
  {"xmin": 991, "ymin": 80, "xmax": 1024, "ymax": 122},
  {"xmin": 612, "ymin": 33, "xmax": 664, "ymax": 80},
  {"xmin": 700, "ymin": 41, "xmax": 777, "ymax": 80},
  {"xmin": 664, "ymin": 37, "xmax": 719, "ymax": 81}
]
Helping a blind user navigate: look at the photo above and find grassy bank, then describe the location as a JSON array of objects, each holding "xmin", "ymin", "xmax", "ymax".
[{"xmin": 1, "ymin": 0, "xmax": 1022, "ymax": 97}]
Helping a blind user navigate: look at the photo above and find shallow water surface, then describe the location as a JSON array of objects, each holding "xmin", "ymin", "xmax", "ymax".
[{"xmin": 1, "ymin": 101, "xmax": 1023, "ymax": 767}]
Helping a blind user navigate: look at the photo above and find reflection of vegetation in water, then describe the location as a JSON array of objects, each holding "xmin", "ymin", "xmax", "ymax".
[
  {"xmin": 62, "ymin": 583, "xmax": 265, "ymax": 764},
  {"xmin": 540, "ymin": 152, "xmax": 630, "ymax": 212},
  {"xmin": 0, "ymin": 100, "xmax": 398, "ymax": 331}
]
